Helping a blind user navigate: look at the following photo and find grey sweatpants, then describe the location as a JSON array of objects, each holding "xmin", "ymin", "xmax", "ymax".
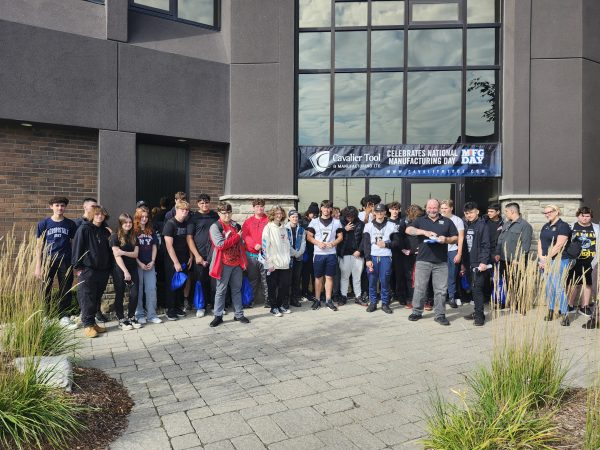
[{"xmin": 412, "ymin": 260, "xmax": 448, "ymax": 318}]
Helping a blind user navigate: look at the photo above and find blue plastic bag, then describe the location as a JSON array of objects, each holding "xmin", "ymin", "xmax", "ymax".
[
  {"xmin": 460, "ymin": 272, "xmax": 471, "ymax": 291},
  {"xmin": 170, "ymin": 263, "xmax": 188, "ymax": 291},
  {"xmin": 492, "ymin": 273, "xmax": 506, "ymax": 307},
  {"xmin": 193, "ymin": 280, "xmax": 205, "ymax": 309},
  {"xmin": 241, "ymin": 276, "xmax": 254, "ymax": 307}
]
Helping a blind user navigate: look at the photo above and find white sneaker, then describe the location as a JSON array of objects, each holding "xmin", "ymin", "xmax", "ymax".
[
  {"xmin": 119, "ymin": 319, "xmax": 133, "ymax": 331},
  {"xmin": 270, "ymin": 308, "xmax": 282, "ymax": 317},
  {"xmin": 279, "ymin": 307, "xmax": 291, "ymax": 314},
  {"xmin": 148, "ymin": 317, "xmax": 163, "ymax": 324},
  {"xmin": 137, "ymin": 317, "xmax": 147, "ymax": 325},
  {"xmin": 456, "ymin": 299, "xmax": 462, "ymax": 306},
  {"xmin": 130, "ymin": 318, "xmax": 143, "ymax": 329},
  {"xmin": 196, "ymin": 309, "xmax": 205, "ymax": 318},
  {"xmin": 301, "ymin": 296, "xmax": 309, "ymax": 302},
  {"xmin": 59, "ymin": 316, "xmax": 78, "ymax": 330}
]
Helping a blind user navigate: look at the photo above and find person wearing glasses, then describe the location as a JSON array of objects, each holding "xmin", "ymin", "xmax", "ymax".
[{"xmin": 539, "ymin": 204, "xmax": 573, "ymax": 325}]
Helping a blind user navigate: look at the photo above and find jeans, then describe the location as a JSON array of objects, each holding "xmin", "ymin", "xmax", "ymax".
[
  {"xmin": 246, "ymin": 255, "xmax": 268, "ymax": 304},
  {"xmin": 113, "ymin": 265, "xmax": 139, "ymax": 320},
  {"xmin": 77, "ymin": 268, "xmax": 110, "ymax": 327},
  {"xmin": 546, "ymin": 258, "xmax": 572, "ymax": 314},
  {"xmin": 447, "ymin": 250, "xmax": 459, "ymax": 300},
  {"xmin": 44, "ymin": 256, "xmax": 74, "ymax": 318},
  {"xmin": 214, "ymin": 265, "xmax": 244, "ymax": 318},
  {"xmin": 339, "ymin": 254, "xmax": 364, "ymax": 298},
  {"xmin": 412, "ymin": 260, "xmax": 448, "ymax": 318},
  {"xmin": 135, "ymin": 267, "xmax": 159, "ymax": 320},
  {"xmin": 267, "ymin": 269, "xmax": 291, "ymax": 309},
  {"xmin": 367, "ymin": 256, "xmax": 393, "ymax": 305}
]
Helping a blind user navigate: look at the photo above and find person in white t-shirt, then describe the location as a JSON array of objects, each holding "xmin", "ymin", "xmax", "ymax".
[{"xmin": 440, "ymin": 200, "xmax": 465, "ymax": 308}]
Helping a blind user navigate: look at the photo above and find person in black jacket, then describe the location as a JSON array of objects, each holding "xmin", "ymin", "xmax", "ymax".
[
  {"xmin": 72, "ymin": 205, "xmax": 113, "ymax": 338},
  {"xmin": 461, "ymin": 202, "xmax": 491, "ymax": 326},
  {"xmin": 337, "ymin": 206, "xmax": 365, "ymax": 305}
]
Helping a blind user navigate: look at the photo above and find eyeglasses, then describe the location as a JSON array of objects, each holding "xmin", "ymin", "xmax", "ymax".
[{"xmin": 543, "ymin": 210, "xmax": 556, "ymax": 215}]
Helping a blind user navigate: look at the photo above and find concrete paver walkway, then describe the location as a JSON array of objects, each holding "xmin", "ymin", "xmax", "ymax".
[{"xmin": 82, "ymin": 302, "xmax": 598, "ymax": 450}]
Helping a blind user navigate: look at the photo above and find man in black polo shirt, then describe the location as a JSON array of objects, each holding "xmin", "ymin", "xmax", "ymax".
[{"xmin": 406, "ymin": 199, "xmax": 459, "ymax": 325}]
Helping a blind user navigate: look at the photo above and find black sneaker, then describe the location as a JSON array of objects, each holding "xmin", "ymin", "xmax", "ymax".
[
  {"xmin": 234, "ymin": 316, "xmax": 250, "ymax": 324},
  {"xmin": 382, "ymin": 304, "xmax": 393, "ymax": 314},
  {"xmin": 366, "ymin": 303, "xmax": 377, "ymax": 313},
  {"xmin": 325, "ymin": 300, "xmax": 338, "ymax": 311},
  {"xmin": 175, "ymin": 307, "xmax": 186, "ymax": 318},
  {"xmin": 448, "ymin": 299, "xmax": 458, "ymax": 309},
  {"xmin": 544, "ymin": 310, "xmax": 554, "ymax": 321},
  {"xmin": 166, "ymin": 310, "xmax": 179, "ymax": 321},
  {"xmin": 355, "ymin": 296, "xmax": 369, "ymax": 307},
  {"xmin": 434, "ymin": 315, "xmax": 450, "ymax": 326},
  {"xmin": 311, "ymin": 300, "xmax": 321, "ymax": 310},
  {"xmin": 560, "ymin": 315, "xmax": 570, "ymax": 326},
  {"xmin": 408, "ymin": 313, "xmax": 422, "ymax": 322},
  {"xmin": 473, "ymin": 316, "xmax": 485, "ymax": 326},
  {"xmin": 583, "ymin": 318, "xmax": 598, "ymax": 329},
  {"xmin": 579, "ymin": 306, "xmax": 592, "ymax": 317},
  {"xmin": 95, "ymin": 311, "xmax": 109, "ymax": 322},
  {"xmin": 338, "ymin": 296, "xmax": 348, "ymax": 306},
  {"xmin": 210, "ymin": 316, "xmax": 223, "ymax": 327},
  {"xmin": 290, "ymin": 299, "xmax": 302, "ymax": 307}
]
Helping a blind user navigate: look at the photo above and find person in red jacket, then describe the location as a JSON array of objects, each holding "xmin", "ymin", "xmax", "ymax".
[
  {"xmin": 242, "ymin": 198, "xmax": 269, "ymax": 307},
  {"xmin": 208, "ymin": 202, "xmax": 249, "ymax": 327}
]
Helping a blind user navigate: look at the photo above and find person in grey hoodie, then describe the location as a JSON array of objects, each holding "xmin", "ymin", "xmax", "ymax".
[{"xmin": 286, "ymin": 209, "xmax": 306, "ymax": 307}]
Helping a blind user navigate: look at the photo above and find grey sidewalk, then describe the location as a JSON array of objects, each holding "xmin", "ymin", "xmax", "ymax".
[{"xmin": 81, "ymin": 303, "xmax": 598, "ymax": 450}]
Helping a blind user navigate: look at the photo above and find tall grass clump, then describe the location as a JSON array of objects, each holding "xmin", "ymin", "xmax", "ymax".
[
  {"xmin": 0, "ymin": 230, "xmax": 84, "ymax": 449},
  {"xmin": 584, "ymin": 303, "xmax": 600, "ymax": 450},
  {"xmin": 423, "ymin": 251, "xmax": 570, "ymax": 449}
]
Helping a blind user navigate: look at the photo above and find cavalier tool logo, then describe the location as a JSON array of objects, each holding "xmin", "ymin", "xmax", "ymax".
[
  {"xmin": 461, "ymin": 148, "xmax": 485, "ymax": 164},
  {"xmin": 309, "ymin": 151, "xmax": 331, "ymax": 173}
]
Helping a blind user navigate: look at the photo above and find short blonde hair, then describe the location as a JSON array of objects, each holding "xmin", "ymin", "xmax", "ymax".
[
  {"xmin": 544, "ymin": 204, "xmax": 561, "ymax": 216},
  {"xmin": 440, "ymin": 199, "xmax": 454, "ymax": 208},
  {"xmin": 175, "ymin": 200, "xmax": 190, "ymax": 210}
]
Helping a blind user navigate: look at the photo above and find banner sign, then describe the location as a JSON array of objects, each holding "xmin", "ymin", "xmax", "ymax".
[{"xmin": 298, "ymin": 144, "xmax": 501, "ymax": 178}]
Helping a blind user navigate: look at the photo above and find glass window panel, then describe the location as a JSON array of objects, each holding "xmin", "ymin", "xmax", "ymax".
[
  {"xmin": 406, "ymin": 71, "xmax": 461, "ymax": 144},
  {"xmin": 412, "ymin": 2, "xmax": 459, "ymax": 22},
  {"xmin": 298, "ymin": 179, "xmax": 330, "ymax": 214},
  {"xmin": 467, "ymin": 28, "xmax": 496, "ymax": 65},
  {"xmin": 334, "ymin": 73, "xmax": 367, "ymax": 145},
  {"xmin": 333, "ymin": 178, "xmax": 366, "ymax": 209},
  {"xmin": 298, "ymin": 74, "xmax": 331, "ymax": 145},
  {"xmin": 371, "ymin": 1, "xmax": 404, "ymax": 26},
  {"xmin": 410, "ymin": 183, "xmax": 455, "ymax": 209},
  {"xmin": 407, "ymin": 29, "xmax": 462, "ymax": 66},
  {"xmin": 335, "ymin": 31, "xmax": 367, "ymax": 68},
  {"xmin": 369, "ymin": 179, "xmax": 402, "ymax": 206},
  {"xmin": 370, "ymin": 72, "xmax": 403, "ymax": 144},
  {"xmin": 133, "ymin": 0, "xmax": 169, "ymax": 10},
  {"xmin": 299, "ymin": 0, "xmax": 331, "ymax": 28},
  {"xmin": 371, "ymin": 30, "xmax": 403, "ymax": 68},
  {"xmin": 467, "ymin": 0, "xmax": 496, "ymax": 23},
  {"xmin": 335, "ymin": 1, "xmax": 368, "ymax": 27},
  {"xmin": 178, "ymin": 0, "xmax": 214, "ymax": 25},
  {"xmin": 466, "ymin": 70, "xmax": 496, "ymax": 140},
  {"xmin": 299, "ymin": 32, "xmax": 331, "ymax": 69}
]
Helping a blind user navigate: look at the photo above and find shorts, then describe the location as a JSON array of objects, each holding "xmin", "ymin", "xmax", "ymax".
[
  {"xmin": 568, "ymin": 260, "xmax": 593, "ymax": 285},
  {"xmin": 313, "ymin": 254, "xmax": 338, "ymax": 278}
]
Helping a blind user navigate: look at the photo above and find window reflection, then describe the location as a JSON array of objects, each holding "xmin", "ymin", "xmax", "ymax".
[
  {"xmin": 406, "ymin": 71, "xmax": 461, "ymax": 144},
  {"xmin": 298, "ymin": 74, "xmax": 331, "ymax": 145},
  {"xmin": 466, "ymin": 70, "xmax": 496, "ymax": 140},
  {"xmin": 178, "ymin": 0, "xmax": 214, "ymax": 25},
  {"xmin": 299, "ymin": 0, "xmax": 331, "ymax": 28},
  {"xmin": 334, "ymin": 73, "xmax": 367, "ymax": 145},
  {"xmin": 299, "ymin": 32, "xmax": 331, "ymax": 70},
  {"xmin": 369, "ymin": 179, "xmax": 402, "ymax": 206},
  {"xmin": 467, "ymin": 0, "xmax": 496, "ymax": 23},
  {"xmin": 371, "ymin": 30, "xmax": 403, "ymax": 68},
  {"xmin": 333, "ymin": 178, "xmax": 366, "ymax": 209},
  {"xmin": 335, "ymin": 1, "xmax": 368, "ymax": 27},
  {"xmin": 335, "ymin": 31, "xmax": 367, "ymax": 68},
  {"xmin": 412, "ymin": 3, "xmax": 459, "ymax": 22},
  {"xmin": 134, "ymin": 0, "xmax": 169, "ymax": 10},
  {"xmin": 467, "ymin": 28, "xmax": 496, "ymax": 66},
  {"xmin": 371, "ymin": 1, "xmax": 404, "ymax": 26},
  {"xmin": 370, "ymin": 73, "xmax": 403, "ymax": 144},
  {"xmin": 299, "ymin": 179, "xmax": 330, "ymax": 214},
  {"xmin": 408, "ymin": 29, "xmax": 462, "ymax": 67}
]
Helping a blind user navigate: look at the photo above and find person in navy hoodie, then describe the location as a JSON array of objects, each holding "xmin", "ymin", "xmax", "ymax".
[{"xmin": 35, "ymin": 196, "xmax": 77, "ymax": 329}]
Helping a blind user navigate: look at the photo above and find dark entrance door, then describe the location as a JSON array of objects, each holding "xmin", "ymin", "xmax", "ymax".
[
  {"xmin": 403, "ymin": 179, "xmax": 463, "ymax": 211},
  {"xmin": 136, "ymin": 144, "xmax": 188, "ymax": 210}
]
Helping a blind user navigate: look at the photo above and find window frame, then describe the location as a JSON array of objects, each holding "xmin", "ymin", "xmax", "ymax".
[{"xmin": 129, "ymin": 0, "xmax": 220, "ymax": 30}]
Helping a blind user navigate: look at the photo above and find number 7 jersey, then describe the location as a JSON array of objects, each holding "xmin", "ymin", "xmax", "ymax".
[{"xmin": 308, "ymin": 218, "xmax": 343, "ymax": 256}]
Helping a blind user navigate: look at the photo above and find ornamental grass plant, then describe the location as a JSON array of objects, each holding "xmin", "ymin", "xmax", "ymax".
[{"xmin": 0, "ymin": 230, "xmax": 84, "ymax": 449}]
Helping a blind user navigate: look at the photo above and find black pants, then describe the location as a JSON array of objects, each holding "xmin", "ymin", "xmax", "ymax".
[
  {"xmin": 77, "ymin": 268, "xmax": 110, "ymax": 327},
  {"xmin": 470, "ymin": 269, "xmax": 486, "ymax": 319},
  {"xmin": 301, "ymin": 255, "xmax": 314, "ymax": 297},
  {"xmin": 290, "ymin": 259, "xmax": 303, "ymax": 299},
  {"xmin": 192, "ymin": 261, "xmax": 215, "ymax": 308},
  {"xmin": 267, "ymin": 269, "xmax": 291, "ymax": 309},
  {"xmin": 390, "ymin": 249, "xmax": 404, "ymax": 300},
  {"xmin": 402, "ymin": 254, "xmax": 416, "ymax": 302},
  {"xmin": 44, "ymin": 257, "xmax": 74, "ymax": 317},
  {"xmin": 164, "ymin": 259, "xmax": 186, "ymax": 313},
  {"xmin": 113, "ymin": 266, "xmax": 139, "ymax": 320}
]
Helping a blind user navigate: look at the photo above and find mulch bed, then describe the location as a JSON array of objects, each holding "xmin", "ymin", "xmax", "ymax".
[{"xmin": 552, "ymin": 388, "xmax": 588, "ymax": 450}]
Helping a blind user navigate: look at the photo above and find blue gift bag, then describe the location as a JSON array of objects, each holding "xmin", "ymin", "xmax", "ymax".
[
  {"xmin": 241, "ymin": 276, "xmax": 254, "ymax": 307},
  {"xmin": 193, "ymin": 280, "xmax": 205, "ymax": 309},
  {"xmin": 170, "ymin": 263, "xmax": 188, "ymax": 291},
  {"xmin": 460, "ymin": 272, "xmax": 471, "ymax": 291}
]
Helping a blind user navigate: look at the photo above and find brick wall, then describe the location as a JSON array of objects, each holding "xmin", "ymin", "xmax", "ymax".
[
  {"xmin": 0, "ymin": 122, "xmax": 98, "ymax": 239},
  {"xmin": 188, "ymin": 143, "xmax": 225, "ymax": 203}
]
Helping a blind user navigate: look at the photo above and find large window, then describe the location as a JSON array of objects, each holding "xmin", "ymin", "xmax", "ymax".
[{"xmin": 130, "ymin": 0, "xmax": 219, "ymax": 28}]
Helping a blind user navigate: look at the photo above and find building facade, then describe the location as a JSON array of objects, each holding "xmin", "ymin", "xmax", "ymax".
[{"xmin": 0, "ymin": 0, "xmax": 599, "ymax": 237}]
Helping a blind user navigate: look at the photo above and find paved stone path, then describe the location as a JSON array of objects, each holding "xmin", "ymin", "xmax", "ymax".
[{"xmin": 82, "ymin": 302, "xmax": 598, "ymax": 450}]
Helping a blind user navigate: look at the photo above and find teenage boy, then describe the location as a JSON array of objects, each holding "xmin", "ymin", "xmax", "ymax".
[
  {"xmin": 387, "ymin": 201, "xmax": 406, "ymax": 304},
  {"xmin": 286, "ymin": 209, "xmax": 306, "ymax": 307},
  {"xmin": 163, "ymin": 201, "xmax": 193, "ymax": 320},
  {"xmin": 188, "ymin": 194, "xmax": 219, "ymax": 317},
  {"xmin": 406, "ymin": 199, "xmax": 459, "ymax": 326},
  {"xmin": 364, "ymin": 203, "xmax": 400, "ymax": 314},
  {"xmin": 440, "ymin": 200, "xmax": 465, "ymax": 308},
  {"xmin": 242, "ymin": 198, "xmax": 269, "ymax": 307},
  {"xmin": 35, "ymin": 196, "xmax": 77, "ymax": 328},
  {"xmin": 306, "ymin": 200, "xmax": 344, "ymax": 311},
  {"xmin": 165, "ymin": 191, "xmax": 188, "ymax": 221},
  {"xmin": 461, "ymin": 202, "xmax": 491, "ymax": 326},
  {"xmin": 208, "ymin": 202, "xmax": 250, "ymax": 327}
]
